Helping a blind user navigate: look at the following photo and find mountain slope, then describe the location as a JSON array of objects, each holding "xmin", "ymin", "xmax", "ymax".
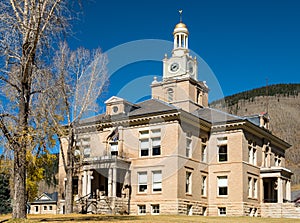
[{"xmin": 210, "ymin": 84, "xmax": 300, "ymax": 185}]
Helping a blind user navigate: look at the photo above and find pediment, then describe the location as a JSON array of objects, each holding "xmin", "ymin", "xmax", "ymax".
[{"xmin": 105, "ymin": 96, "xmax": 124, "ymax": 105}]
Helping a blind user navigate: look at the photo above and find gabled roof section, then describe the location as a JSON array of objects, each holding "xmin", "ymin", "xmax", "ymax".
[
  {"xmin": 104, "ymin": 96, "xmax": 124, "ymax": 104},
  {"xmin": 30, "ymin": 192, "xmax": 58, "ymax": 204}
]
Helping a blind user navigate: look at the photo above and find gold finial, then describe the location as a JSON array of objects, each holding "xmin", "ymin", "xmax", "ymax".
[{"xmin": 179, "ymin": 10, "xmax": 183, "ymax": 22}]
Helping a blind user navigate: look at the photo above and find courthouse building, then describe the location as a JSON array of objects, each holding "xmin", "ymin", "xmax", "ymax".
[{"xmin": 58, "ymin": 19, "xmax": 293, "ymax": 216}]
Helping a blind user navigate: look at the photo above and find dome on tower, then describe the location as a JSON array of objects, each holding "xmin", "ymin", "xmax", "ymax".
[{"xmin": 173, "ymin": 22, "xmax": 189, "ymax": 35}]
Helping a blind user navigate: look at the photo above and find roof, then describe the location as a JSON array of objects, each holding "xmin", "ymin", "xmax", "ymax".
[
  {"xmin": 30, "ymin": 192, "xmax": 58, "ymax": 204},
  {"xmin": 192, "ymin": 107, "xmax": 243, "ymax": 124},
  {"xmin": 128, "ymin": 99, "xmax": 179, "ymax": 116}
]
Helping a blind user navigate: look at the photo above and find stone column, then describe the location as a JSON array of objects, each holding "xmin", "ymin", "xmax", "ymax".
[
  {"xmin": 82, "ymin": 171, "xmax": 87, "ymax": 197},
  {"xmin": 113, "ymin": 167, "xmax": 117, "ymax": 197},
  {"xmin": 260, "ymin": 178, "xmax": 264, "ymax": 203},
  {"xmin": 277, "ymin": 177, "xmax": 283, "ymax": 203},
  {"xmin": 286, "ymin": 180, "xmax": 291, "ymax": 201},
  {"xmin": 108, "ymin": 168, "xmax": 112, "ymax": 197}
]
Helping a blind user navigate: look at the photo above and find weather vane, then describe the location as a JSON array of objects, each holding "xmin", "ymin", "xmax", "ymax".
[{"xmin": 179, "ymin": 9, "xmax": 183, "ymax": 22}]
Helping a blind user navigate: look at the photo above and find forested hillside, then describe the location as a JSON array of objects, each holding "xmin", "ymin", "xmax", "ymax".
[{"xmin": 210, "ymin": 84, "xmax": 300, "ymax": 185}]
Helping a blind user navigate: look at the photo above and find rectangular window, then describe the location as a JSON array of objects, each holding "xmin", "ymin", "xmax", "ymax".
[
  {"xmin": 139, "ymin": 129, "xmax": 161, "ymax": 157},
  {"xmin": 248, "ymin": 140, "xmax": 257, "ymax": 165},
  {"xmin": 201, "ymin": 176, "xmax": 207, "ymax": 196},
  {"xmin": 248, "ymin": 177, "xmax": 253, "ymax": 197},
  {"xmin": 35, "ymin": 206, "xmax": 39, "ymax": 212},
  {"xmin": 218, "ymin": 145, "xmax": 228, "ymax": 162},
  {"xmin": 110, "ymin": 142, "xmax": 118, "ymax": 156},
  {"xmin": 152, "ymin": 137, "xmax": 161, "ymax": 156},
  {"xmin": 140, "ymin": 139, "xmax": 149, "ymax": 157},
  {"xmin": 186, "ymin": 172, "xmax": 192, "ymax": 194},
  {"xmin": 201, "ymin": 143, "xmax": 207, "ymax": 163},
  {"xmin": 152, "ymin": 171, "xmax": 162, "ymax": 192},
  {"xmin": 217, "ymin": 176, "xmax": 228, "ymax": 196},
  {"xmin": 218, "ymin": 207, "xmax": 226, "ymax": 216},
  {"xmin": 138, "ymin": 172, "xmax": 147, "ymax": 193},
  {"xmin": 187, "ymin": 204, "xmax": 193, "ymax": 216},
  {"xmin": 151, "ymin": 204, "xmax": 160, "ymax": 214},
  {"xmin": 49, "ymin": 206, "xmax": 53, "ymax": 211},
  {"xmin": 253, "ymin": 148, "xmax": 257, "ymax": 165},
  {"xmin": 43, "ymin": 206, "xmax": 47, "ymax": 210},
  {"xmin": 253, "ymin": 178, "xmax": 258, "ymax": 198},
  {"xmin": 83, "ymin": 146, "xmax": 91, "ymax": 158},
  {"xmin": 186, "ymin": 138, "xmax": 192, "ymax": 158},
  {"xmin": 138, "ymin": 205, "xmax": 146, "ymax": 215}
]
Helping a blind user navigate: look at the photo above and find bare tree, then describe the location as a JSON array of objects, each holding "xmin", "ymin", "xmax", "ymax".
[
  {"xmin": 46, "ymin": 42, "xmax": 108, "ymax": 214},
  {"xmin": 0, "ymin": 0, "xmax": 73, "ymax": 218}
]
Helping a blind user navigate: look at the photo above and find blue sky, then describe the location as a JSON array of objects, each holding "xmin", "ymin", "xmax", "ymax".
[{"xmin": 69, "ymin": 0, "xmax": 300, "ymax": 105}]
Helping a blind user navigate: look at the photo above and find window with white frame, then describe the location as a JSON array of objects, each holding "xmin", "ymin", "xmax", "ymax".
[
  {"xmin": 43, "ymin": 206, "xmax": 47, "ymax": 210},
  {"xmin": 248, "ymin": 140, "xmax": 257, "ymax": 165},
  {"xmin": 152, "ymin": 171, "xmax": 162, "ymax": 192},
  {"xmin": 201, "ymin": 138, "xmax": 207, "ymax": 163},
  {"xmin": 139, "ymin": 129, "xmax": 161, "ymax": 157},
  {"xmin": 218, "ymin": 207, "xmax": 226, "ymax": 216},
  {"xmin": 110, "ymin": 142, "xmax": 118, "ymax": 156},
  {"xmin": 138, "ymin": 172, "xmax": 147, "ymax": 193},
  {"xmin": 151, "ymin": 204, "xmax": 160, "ymax": 214},
  {"xmin": 248, "ymin": 177, "xmax": 253, "ymax": 197},
  {"xmin": 138, "ymin": 205, "xmax": 146, "ymax": 215},
  {"xmin": 49, "ymin": 205, "xmax": 53, "ymax": 211},
  {"xmin": 217, "ymin": 137, "xmax": 228, "ymax": 162},
  {"xmin": 201, "ymin": 175, "xmax": 207, "ymax": 196},
  {"xmin": 275, "ymin": 155, "xmax": 281, "ymax": 167},
  {"xmin": 253, "ymin": 178, "xmax": 258, "ymax": 198},
  {"xmin": 35, "ymin": 206, "xmax": 38, "ymax": 212},
  {"xmin": 217, "ymin": 176, "xmax": 228, "ymax": 196},
  {"xmin": 248, "ymin": 176, "xmax": 258, "ymax": 199},
  {"xmin": 186, "ymin": 171, "xmax": 192, "ymax": 194}
]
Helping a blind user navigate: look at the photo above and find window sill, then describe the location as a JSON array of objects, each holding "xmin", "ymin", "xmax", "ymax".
[
  {"xmin": 248, "ymin": 197, "xmax": 258, "ymax": 200},
  {"xmin": 217, "ymin": 195, "xmax": 228, "ymax": 198},
  {"xmin": 185, "ymin": 193, "xmax": 192, "ymax": 196}
]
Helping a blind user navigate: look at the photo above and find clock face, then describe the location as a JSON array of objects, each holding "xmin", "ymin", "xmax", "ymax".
[
  {"xmin": 112, "ymin": 106, "xmax": 118, "ymax": 113},
  {"xmin": 170, "ymin": 62, "xmax": 179, "ymax": 72}
]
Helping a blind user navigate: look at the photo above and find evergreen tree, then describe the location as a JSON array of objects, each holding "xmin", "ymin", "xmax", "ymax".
[{"xmin": 0, "ymin": 172, "xmax": 12, "ymax": 214}]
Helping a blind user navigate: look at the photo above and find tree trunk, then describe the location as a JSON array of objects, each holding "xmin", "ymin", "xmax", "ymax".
[
  {"xmin": 65, "ymin": 167, "xmax": 73, "ymax": 214},
  {"xmin": 12, "ymin": 148, "xmax": 26, "ymax": 218}
]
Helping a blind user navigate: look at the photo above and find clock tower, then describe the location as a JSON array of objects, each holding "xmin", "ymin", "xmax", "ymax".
[{"xmin": 152, "ymin": 13, "xmax": 209, "ymax": 112}]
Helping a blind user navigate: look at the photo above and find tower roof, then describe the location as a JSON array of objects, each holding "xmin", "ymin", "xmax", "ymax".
[{"xmin": 173, "ymin": 22, "xmax": 189, "ymax": 35}]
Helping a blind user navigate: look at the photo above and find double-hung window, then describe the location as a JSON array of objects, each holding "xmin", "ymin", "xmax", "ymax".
[
  {"xmin": 201, "ymin": 175, "xmax": 207, "ymax": 196},
  {"xmin": 217, "ymin": 176, "xmax": 228, "ymax": 196},
  {"xmin": 217, "ymin": 137, "xmax": 228, "ymax": 162},
  {"xmin": 152, "ymin": 171, "xmax": 162, "ymax": 192},
  {"xmin": 186, "ymin": 172, "xmax": 192, "ymax": 194},
  {"xmin": 138, "ymin": 172, "xmax": 147, "ymax": 193},
  {"xmin": 139, "ymin": 129, "xmax": 161, "ymax": 157}
]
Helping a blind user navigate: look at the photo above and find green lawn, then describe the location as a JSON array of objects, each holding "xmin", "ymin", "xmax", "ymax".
[{"xmin": 2, "ymin": 214, "xmax": 300, "ymax": 223}]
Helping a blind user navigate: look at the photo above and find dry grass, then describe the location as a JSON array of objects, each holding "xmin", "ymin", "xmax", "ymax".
[{"xmin": 2, "ymin": 214, "xmax": 300, "ymax": 223}]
